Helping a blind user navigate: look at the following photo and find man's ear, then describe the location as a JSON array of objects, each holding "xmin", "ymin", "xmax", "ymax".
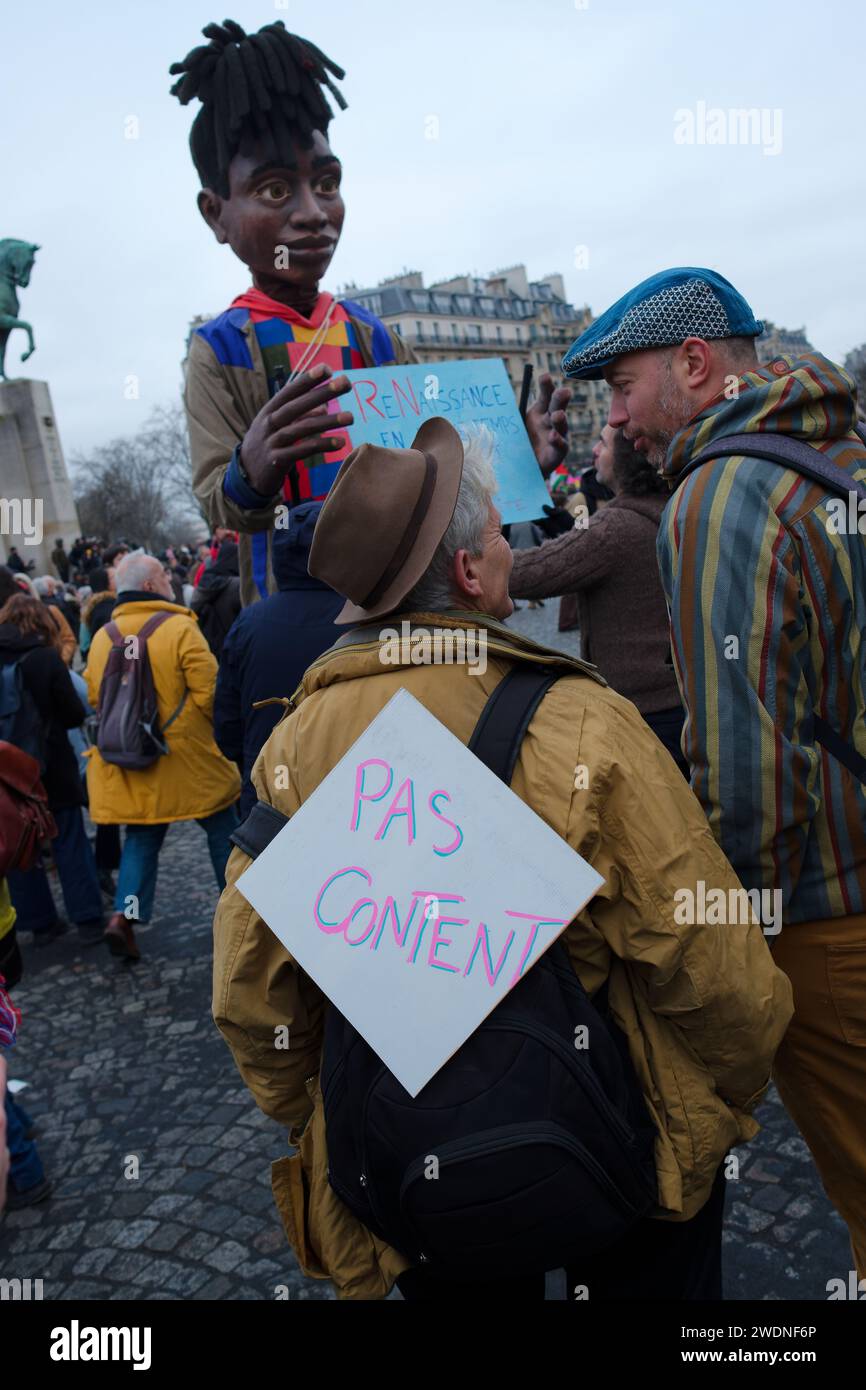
[
  {"xmin": 197, "ymin": 189, "xmax": 228, "ymax": 244},
  {"xmin": 678, "ymin": 337, "xmax": 713, "ymax": 391},
  {"xmin": 451, "ymin": 548, "xmax": 482, "ymax": 601}
]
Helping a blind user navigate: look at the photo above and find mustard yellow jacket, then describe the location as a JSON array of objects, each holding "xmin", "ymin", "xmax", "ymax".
[
  {"xmin": 212, "ymin": 613, "xmax": 793, "ymax": 1298},
  {"xmin": 84, "ymin": 598, "xmax": 240, "ymax": 825}
]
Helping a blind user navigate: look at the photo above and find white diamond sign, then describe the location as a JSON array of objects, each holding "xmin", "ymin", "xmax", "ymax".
[{"xmin": 236, "ymin": 688, "xmax": 604, "ymax": 1097}]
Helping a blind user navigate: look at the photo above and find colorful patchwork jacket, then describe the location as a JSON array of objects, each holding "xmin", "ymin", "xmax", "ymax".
[
  {"xmin": 185, "ymin": 300, "xmax": 416, "ymax": 607},
  {"xmin": 657, "ymin": 353, "xmax": 866, "ymax": 924}
]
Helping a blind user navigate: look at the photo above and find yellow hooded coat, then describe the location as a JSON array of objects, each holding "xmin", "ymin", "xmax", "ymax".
[{"xmin": 85, "ymin": 598, "xmax": 240, "ymax": 825}]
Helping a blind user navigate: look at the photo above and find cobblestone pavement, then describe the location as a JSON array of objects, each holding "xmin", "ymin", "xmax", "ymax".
[{"xmin": 0, "ymin": 607, "xmax": 852, "ymax": 1301}]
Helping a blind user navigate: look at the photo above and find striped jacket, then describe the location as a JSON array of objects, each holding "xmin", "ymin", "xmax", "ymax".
[
  {"xmin": 185, "ymin": 300, "xmax": 415, "ymax": 607},
  {"xmin": 657, "ymin": 353, "xmax": 866, "ymax": 924}
]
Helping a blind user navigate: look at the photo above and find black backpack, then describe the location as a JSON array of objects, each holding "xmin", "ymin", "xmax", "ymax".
[
  {"xmin": 232, "ymin": 665, "xmax": 658, "ymax": 1280},
  {"xmin": 0, "ymin": 653, "xmax": 47, "ymax": 772}
]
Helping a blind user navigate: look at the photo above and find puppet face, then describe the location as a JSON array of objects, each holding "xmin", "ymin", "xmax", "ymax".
[{"xmin": 198, "ymin": 129, "xmax": 345, "ymax": 296}]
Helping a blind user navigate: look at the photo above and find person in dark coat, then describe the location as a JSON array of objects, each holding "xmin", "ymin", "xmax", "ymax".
[
  {"xmin": 5, "ymin": 548, "xmax": 31, "ymax": 575},
  {"xmin": 79, "ymin": 567, "xmax": 116, "ymax": 657},
  {"xmin": 74, "ymin": 567, "xmax": 121, "ymax": 897},
  {"xmin": 214, "ymin": 503, "xmax": 343, "ymax": 816},
  {"xmin": 51, "ymin": 539, "xmax": 70, "ymax": 583},
  {"xmin": 510, "ymin": 427, "xmax": 689, "ymax": 777},
  {"xmin": 0, "ymin": 595, "xmax": 104, "ymax": 945},
  {"xmin": 191, "ymin": 540, "xmax": 241, "ymax": 660}
]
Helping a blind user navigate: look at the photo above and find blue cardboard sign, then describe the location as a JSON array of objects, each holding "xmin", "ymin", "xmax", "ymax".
[{"xmin": 323, "ymin": 358, "xmax": 550, "ymax": 524}]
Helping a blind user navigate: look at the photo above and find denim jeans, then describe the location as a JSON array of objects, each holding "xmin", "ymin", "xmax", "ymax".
[
  {"xmin": 7, "ymin": 805, "xmax": 104, "ymax": 933},
  {"xmin": 4, "ymin": 1087, "xmax": 44, "ymax": 1194},
  {"xmin": 114, "ymin": 805, "xmax": 239, "ymax": 923}
]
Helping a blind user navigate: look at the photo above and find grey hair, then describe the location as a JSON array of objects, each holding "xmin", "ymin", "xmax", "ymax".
[
  {"xmin": 32, "ymin": 575, "xmax": 57, "ymax": 597},
  {"xmin": 114, "ymin": 549, "xmax": 156, "ymax": 594},
  {"xmin": 401, "ymin": 425, "xmax": 499, "ymax": 614}
]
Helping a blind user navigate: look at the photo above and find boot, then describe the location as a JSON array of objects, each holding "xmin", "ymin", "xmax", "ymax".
[{"xmin": 103, "ymin": 912, "xmax": 141, "ymax": 962}]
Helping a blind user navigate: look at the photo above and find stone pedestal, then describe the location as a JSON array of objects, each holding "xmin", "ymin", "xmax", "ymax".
[{"xmin": 0, "ymin": 378, "xmax": 81, "ymax": 577}]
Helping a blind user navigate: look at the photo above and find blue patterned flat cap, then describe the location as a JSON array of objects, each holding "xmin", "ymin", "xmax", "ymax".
[{"xmin": 562, "ymin": 267, "xmax": 763, "ymax": 379}]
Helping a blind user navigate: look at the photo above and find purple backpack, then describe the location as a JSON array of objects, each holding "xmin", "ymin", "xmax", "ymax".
[{"xmin": 95, "ymin": 614, "xmax": 186, "ymax": 770}]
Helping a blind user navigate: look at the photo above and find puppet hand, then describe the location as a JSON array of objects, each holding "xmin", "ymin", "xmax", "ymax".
[{"xmin": 240, "ymin": 365, "xmax": 354, "ymax": 496}]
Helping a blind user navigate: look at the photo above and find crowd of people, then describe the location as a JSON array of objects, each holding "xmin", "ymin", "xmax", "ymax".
[
  {"xmin": 0, "ymin": 529, "xmax": 246, "ymax": 1205},
  {"xmin": 1, "ymin": 15, "xmax": 865, "ymax": 1306}
]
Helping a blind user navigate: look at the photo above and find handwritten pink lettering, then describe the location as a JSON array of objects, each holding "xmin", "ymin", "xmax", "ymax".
[{"xmin": 311, "ymin": 866, "xmax": 562, "ymax": 988}]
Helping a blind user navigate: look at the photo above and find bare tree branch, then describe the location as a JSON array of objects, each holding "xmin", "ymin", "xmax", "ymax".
[{"xmin": 71, "ymin": 403, "xmax": 205, "ymax": 550}]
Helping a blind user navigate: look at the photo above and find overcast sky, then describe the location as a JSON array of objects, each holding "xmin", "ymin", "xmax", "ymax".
[{"xmin": 4, "ymin": 0, "xmax": 864, "ymax": 461}]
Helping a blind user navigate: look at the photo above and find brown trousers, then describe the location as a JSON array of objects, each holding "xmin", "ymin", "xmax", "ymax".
[{"xmin": 771, "ymin": 912, "xmax": 866, "ymax": 1278}]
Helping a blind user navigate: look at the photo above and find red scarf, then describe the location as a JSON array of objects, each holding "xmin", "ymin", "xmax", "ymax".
[{"xmin": 230, "ymin": 287, "xmax": 336, "ymax": 327}]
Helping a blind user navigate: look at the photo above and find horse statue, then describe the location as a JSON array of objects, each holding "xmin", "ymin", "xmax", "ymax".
[{"xmin": 0, "ymin": 239, "xmax": 40, "ymax": 380}]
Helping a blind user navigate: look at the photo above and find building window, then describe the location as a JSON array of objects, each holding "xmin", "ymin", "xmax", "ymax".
[
  {"xmin": 415, "ymin": 321, "xmax": 422, "ymax": 337},
  {"xmin": 433, "ymin": 322, "xmax": 440, "ymax": 340},
  {"xmin": 451, "ymin": 323, "xmax": 459, "ymax": 340},
  {"xmin": 496, "ymin": 326, "xmax": 502, "ymax": 341}
]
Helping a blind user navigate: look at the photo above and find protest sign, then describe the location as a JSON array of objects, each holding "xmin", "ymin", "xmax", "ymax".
[
  {"xmin": 236, "ymin": 689, "xmax": 604, "ymax": 1097},
  {"xmin": 306, "ymin": 358, "xmax": 552, "ymax": 524}
]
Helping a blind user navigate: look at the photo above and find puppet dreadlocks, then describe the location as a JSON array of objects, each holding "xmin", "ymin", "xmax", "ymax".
[{"xmin": 170, "ymin": 18, "xmax": 347, "ymax": 197}]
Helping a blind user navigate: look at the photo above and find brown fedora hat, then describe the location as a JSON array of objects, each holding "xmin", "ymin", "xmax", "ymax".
[{"xmin": 308, "ymin": 418, "xmax": 464, "ymax": 625}]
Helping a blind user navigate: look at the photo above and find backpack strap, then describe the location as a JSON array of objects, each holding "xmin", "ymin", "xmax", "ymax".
[
  {"xmin": 231, "ymin": 800, "xmax": 292, "ymax": 858},
  {"xmin": 231, "ymin": 665, "xmax": 561, "ymax": 859},
  {"xmin": 468, "ymin": 666, "xmax": 560, "ymax": 783},
  {"xmin": 677, "ymin": 431, "xmax": 866, "ymax": 501},
  {"xmin": 160, "ymin": 690, "xmax": 187, "ymax": 736},
  {"xmin": 105, "ymin": 611, "xmax": 173, "ymax": 648},
  {"xmin": 811, "ymin": 715, "xmax": 866, "ymax": 785},
  {"xmin": 136, "ymin": 612, "xmax": 175, "ymax": 643},
  {"xmin": 675, "ymin": 431, "xmax": 866, "ymax": 783}
]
